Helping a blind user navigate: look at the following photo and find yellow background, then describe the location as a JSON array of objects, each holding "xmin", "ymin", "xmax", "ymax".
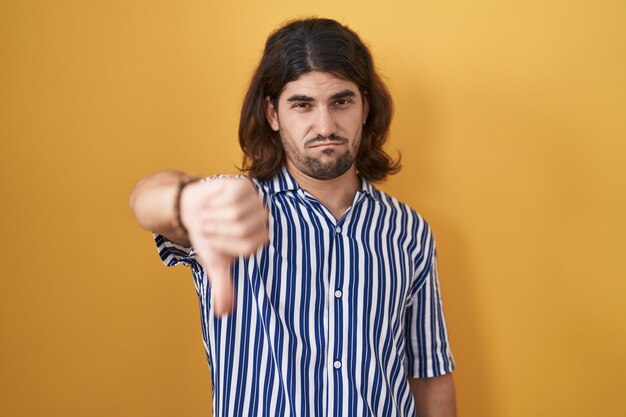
[{"xmin": 1, "ymin": 1, "xmax": 625, "ymax": 416}]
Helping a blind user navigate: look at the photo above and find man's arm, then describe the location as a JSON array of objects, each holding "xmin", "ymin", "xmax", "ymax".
[
  {"xmin": 409, "ymin": 374, "xmax": 457, "ymax": 417},
  {"xmin": 129, "ymin": 170, "xmax": 268, "ymax": 315},
  {"xmin": 130, "ymin": 170, "xmax": 192, "ymax": 245}
]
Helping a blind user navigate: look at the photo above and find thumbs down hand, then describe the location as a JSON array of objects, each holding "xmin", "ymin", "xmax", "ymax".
[{"xmin": 178, "ymin": 177, "xmax": 269, "ymax": 316}]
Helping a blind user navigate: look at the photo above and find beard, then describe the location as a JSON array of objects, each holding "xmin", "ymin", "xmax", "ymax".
[
  {"xmin": 281, "ymin": 133, "xmax": 359, "ymax": 180},
  {"xmin": 298, "ymin": 149, "xmax": 355, "ymax": 179}
]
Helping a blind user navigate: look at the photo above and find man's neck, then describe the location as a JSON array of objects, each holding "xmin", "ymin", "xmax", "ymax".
[{"xmin": 286, "ymin": 163, "xmax": 360, "ymax": 221}]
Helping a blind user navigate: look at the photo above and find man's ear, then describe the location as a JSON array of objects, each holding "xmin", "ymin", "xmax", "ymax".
[
  {"xmin": 362, "ymin": 91, "xmax": 370, "ymax": 125},
  {"xmin": 265, "ymin": 97, "xmax": 280, "ymax": 131}
]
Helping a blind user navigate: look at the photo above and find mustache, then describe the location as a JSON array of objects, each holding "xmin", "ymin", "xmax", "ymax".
[{"xmin": 304, "ymin": 134, "xmax": 349, "ymax": 147}]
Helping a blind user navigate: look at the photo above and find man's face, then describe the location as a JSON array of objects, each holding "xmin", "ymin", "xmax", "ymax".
[{"xmin": 265, "ymin": 71, "xmax": 369, "ymax": 180}]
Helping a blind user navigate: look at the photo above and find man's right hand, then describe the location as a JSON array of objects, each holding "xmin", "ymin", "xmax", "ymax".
[{"xmin": 179, "ymin": 177, "xmax": 269, "ymax": 316}]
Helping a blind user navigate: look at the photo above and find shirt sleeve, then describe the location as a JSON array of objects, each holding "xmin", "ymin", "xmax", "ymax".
[
  {"xmin": 404, "ymin": 244, "xmax": 456, "ymax": 378},
  {"xmin": 153, "ymin": 233, "xmax": 201, "ymax": 270}
]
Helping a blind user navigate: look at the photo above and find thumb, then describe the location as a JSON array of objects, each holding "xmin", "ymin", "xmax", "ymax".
[{"xmin": 197, "ymin": 248, "xmax": 235, "ymax": 316}]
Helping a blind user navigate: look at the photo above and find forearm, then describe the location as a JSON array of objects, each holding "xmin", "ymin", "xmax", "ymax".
[
  {"xmin": 129, "ymin": 170, "xmax": 193, "ymax": 245},
  {"xmin": 409, "ymin": 373, "xmax": 456, "ymax": 417}
]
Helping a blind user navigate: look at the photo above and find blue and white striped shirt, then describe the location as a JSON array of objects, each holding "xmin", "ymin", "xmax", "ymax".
[{"xmin": 155, "ymin": 167, "xmax": 454, "ymax": 417}]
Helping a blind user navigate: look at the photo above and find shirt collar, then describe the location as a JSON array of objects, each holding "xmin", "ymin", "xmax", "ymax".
[
  {"xmin": 359, "ymin": 176, "xmax": 379, "ymax": 201},
  {"xmin": 264, "ymin": 166, "xmax": 379, "ymax": 201}
]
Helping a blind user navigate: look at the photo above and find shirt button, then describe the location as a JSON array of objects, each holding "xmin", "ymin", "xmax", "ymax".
[
  {"xmin": 334, "ymin": 290, "xmax": 343, "ymax": 298},
  {"xmin": 335, "ymin": 226, "xmax": 341, "ymax": 234},
  {"xmin": 333, "ymin": 360, "xmax": 342, "ymax": 369}
]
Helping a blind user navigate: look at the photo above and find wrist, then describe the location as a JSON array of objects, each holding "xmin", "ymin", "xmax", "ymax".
[{"xmin": 172, "ymin": 175, "xmax": 200, "ymax": 237}]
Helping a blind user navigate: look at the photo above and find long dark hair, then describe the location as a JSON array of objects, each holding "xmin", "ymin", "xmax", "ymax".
[{"xmin": 239, "ymin": 18, "xmax": 400, "ymax": 182}]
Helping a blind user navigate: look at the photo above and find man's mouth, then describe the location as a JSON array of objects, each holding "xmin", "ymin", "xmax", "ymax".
[
  {"xmin": 305, "ymin": 135, "xmax": 349, "ymax": 148},
  {"xmin": 308, "ymin": 141, "xmax": 347, "ymax": 148}
]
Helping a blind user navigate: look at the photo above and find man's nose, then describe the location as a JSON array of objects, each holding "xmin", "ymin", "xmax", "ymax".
[{"xmin": 313, "ymin": 108, "xmax": 337, "ymax": 138}]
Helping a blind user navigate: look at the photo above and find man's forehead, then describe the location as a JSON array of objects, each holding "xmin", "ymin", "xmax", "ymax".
[{"xmin": 279, "ymin": 71, "xmax": 360, "ymax": 100}]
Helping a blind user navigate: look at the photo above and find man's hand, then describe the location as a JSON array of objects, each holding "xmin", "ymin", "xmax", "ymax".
[{"xmin": 179, "ymin": 177, "xmax": 269, "ymax": 316}]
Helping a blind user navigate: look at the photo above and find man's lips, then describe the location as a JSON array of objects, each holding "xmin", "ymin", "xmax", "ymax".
[{"xmin": 308, "ymin": 140, "xmax": 347, "ymax": 148}]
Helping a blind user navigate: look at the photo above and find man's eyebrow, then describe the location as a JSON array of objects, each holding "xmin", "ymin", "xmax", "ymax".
[
  {"xmin": 285, "ymin": 89, "xmax": 358, "ymax": 102},
  {"xmin": 330, "ymin": 89, "xmax": 357, "ymax": 100},
  {"xmin": 286, "ymin": 94, "xmax": 314, "ymax": 102}
]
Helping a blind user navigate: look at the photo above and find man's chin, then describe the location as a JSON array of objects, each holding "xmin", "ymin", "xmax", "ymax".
[{"xmin": 302, "ymin": 157, "xmax": 354, "ymax": 180}]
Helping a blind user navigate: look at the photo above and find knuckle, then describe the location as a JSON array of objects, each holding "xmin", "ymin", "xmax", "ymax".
[
  {"xmin": 201, "ymin": 221, "xmax": 218, "ymax": 236},
  {"xmin": 242, "ymin": 240, "xmax": 257, "ymax": 254},
  {"xmin": 224, "ymin": 207, "xmax": 244, "ymax": 222},
  {"xmin": 231, "ymin": 222, "xmax": 247, "ymax": 238}
]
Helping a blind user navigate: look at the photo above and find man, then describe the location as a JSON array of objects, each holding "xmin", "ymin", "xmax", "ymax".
[{"xmin": 131, "ymin": 18, "xmax": 456, "ymax": 417}]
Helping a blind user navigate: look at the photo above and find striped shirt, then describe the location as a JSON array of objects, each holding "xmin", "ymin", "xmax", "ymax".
[{"xmin": 155, "ymin": 167, "xmax": 454, "ymax": 417}]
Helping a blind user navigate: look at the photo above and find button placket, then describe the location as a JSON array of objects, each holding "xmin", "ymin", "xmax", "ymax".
[{"xmin": 330, "ymin": 220, "xmax": 346, "ymax": 382}]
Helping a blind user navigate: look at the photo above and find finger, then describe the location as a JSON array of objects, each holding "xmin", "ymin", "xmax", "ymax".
[
  {"xmin": 206, "ymin": 224, "xmax": 269, "ymax": 257},
  {"xmin": 197, "ymin": 179, "xmax": 258, "ymax": 209},
  {"xmin": 195, "ymin": 246, "xmax": 235, "ymax": 316},
  {"xmin": 198, "ymin": 205, "xmax": 268, "ymax": 242},
  {"xmin": 198, "ymin": 193, "xmax": 264, "ymax": 224},
  {"xmin": 199, "ymin": 208, "xmax": 268, "ymax": 254}
]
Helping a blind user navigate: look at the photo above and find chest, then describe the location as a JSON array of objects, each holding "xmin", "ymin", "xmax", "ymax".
[{"xmin": 248, "ymin": 194, "xmax": 419, "ymax": 321}]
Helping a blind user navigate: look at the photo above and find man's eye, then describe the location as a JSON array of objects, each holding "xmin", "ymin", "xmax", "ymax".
[
  {"xmin": 335, "ymin": 99, "xmax": 352, "ymax": 106},
  {"xmin": 292, "ymin": 103, "xmax": 310, "ymax": 109}
]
